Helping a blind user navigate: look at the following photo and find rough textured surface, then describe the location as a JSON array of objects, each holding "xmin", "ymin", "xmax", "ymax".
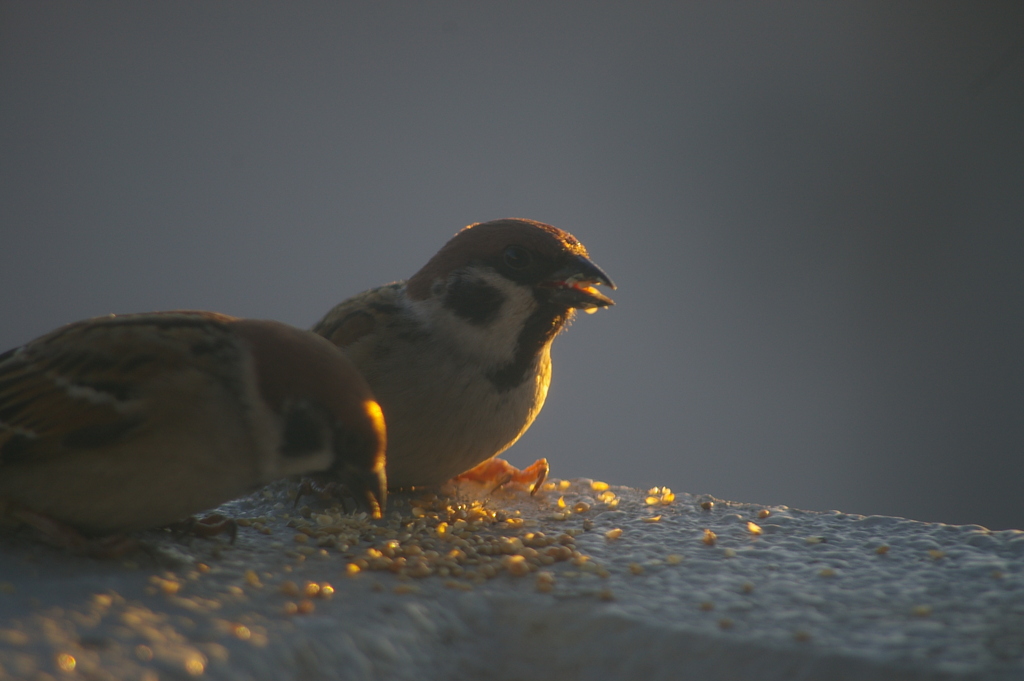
[{"xmin": 2, "ymin": 479, "xmax": 1023, "ymax": 681}]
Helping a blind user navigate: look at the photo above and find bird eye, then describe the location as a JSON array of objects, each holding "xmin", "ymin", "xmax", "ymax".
[{"xmin": 503, "ymin": 246, "xmax": 533, "ymax": 270}]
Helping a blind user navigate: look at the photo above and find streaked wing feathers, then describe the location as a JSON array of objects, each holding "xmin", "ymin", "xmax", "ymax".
[
  {"xmin": 0, "ymin": 312, "xmax": 242, "ymax": 464},
  {"xmin": 313, "ymin": 283, "xmax": 404, "ymax": 349}
]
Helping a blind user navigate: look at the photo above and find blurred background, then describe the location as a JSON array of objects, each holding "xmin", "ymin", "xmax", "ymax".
[{"xmin": 2, "ymin": 2, "xmax": 1022, "ymax": 529}]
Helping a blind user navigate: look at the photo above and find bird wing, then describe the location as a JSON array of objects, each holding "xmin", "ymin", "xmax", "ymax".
[
  {"xmin": 0, "ymin": 312, "xmax": 240, "ymax": 465},
  {"xmin": 312, "ymin": 282, "xmax": 406, "ymax": 349}
]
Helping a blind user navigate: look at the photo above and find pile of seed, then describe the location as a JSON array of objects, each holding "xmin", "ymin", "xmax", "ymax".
[{"xmin": 261, "ymin": 478, "xmax": 644, "ymax": 594}]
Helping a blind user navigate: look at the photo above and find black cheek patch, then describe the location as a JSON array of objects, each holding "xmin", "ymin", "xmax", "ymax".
[
  {"xmin": 280, "ymin": 401, "xmax": 328, "ymax": 457},
  {"xmin": 444, "ymin": 276, "xmax": 505, "ymax": 326}
]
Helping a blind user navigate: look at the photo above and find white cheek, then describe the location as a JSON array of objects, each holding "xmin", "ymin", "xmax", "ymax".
[{"xmin": 411, "ymin": 270, "xmax": 538, "ymax": 367}]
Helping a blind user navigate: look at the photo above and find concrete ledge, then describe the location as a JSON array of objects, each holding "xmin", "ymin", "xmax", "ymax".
[{"xmin": 2, "ymin": 479, "xmax": 1022, "ymax": 680}]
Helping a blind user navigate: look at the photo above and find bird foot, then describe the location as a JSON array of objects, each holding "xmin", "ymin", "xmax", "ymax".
[
  {"xmin": 167, "ymin": 513, "xmax": 238, "ymax": 543},
  {"xmin": 295, "ymin": 478, "xmax": 339, "ymax": 506},
  {"xmin": 452, "ymin": 457, "xmax": 549, "ymax": 495},
  {"xmin": 293, "ymin": 477, "xmax": 370, "ymax": 517},
  {"xmin": 1, "ymin": 502, "xmax": 138, "ymax": 558}
]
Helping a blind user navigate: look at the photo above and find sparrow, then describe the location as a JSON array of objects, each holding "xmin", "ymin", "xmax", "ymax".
[
  {"xmin": 0, "ymin": 311, "xmax": 387, "ymax": 544},
  {"xmin": 313, "ymin": 218, "xmax": 614, "ymax": 491}
]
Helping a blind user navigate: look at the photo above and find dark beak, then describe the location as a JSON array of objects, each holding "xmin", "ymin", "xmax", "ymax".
[
  {"xmin": 543, "ymin": 255, "xmax": 616, "ymax": 310},
  {"xmin": 337, "ymin": 463, "xmax": 387, "ymax": 519}
]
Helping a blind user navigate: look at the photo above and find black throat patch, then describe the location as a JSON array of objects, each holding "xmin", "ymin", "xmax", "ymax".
[{"xmin": 488, "ymin": 304, "xmax": 572, "ymax": 392}]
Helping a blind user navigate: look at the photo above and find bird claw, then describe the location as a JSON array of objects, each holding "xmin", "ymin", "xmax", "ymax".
[
  {"xmin": 453, "ymin": 457, "xmax": 549, "ymax": 495},
  {"xmin": 168, "ymin": 513, "xmax": 238, "ymax": 543},
  {"xmin": 294, "ymin": 478, "xmax": 362, "ymax": 515}
]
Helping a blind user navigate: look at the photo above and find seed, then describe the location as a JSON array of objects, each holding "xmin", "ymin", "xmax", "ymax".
[
  {"xmin": 605, "ymin": 528, "xmax": 623, "ymax": 541},
  {"xmin": 185, "ymin": 655, "xmax": 206, "ymax": 676},
  {"xmin": 700, "ymin": 501, "xmax": 714, "ymax": 510},
  {"xmin": 573, "ymin": 501, "xmax": 591, "ymax": 514},
  {"xmin": 928, "ymin": 550, "xmax": 945, "ymax": 560},
  {"xmin": 702, "ymin": 529, "xmax": 717, "ymax": 546},
  {"xmin": 818, "ymin": 568, "xmax": 835, "ymax": 578},
  {"xmin": 645, "ymin": 496, "xmax": 660, "ymax": 506},
  {"xmin": 758, "ymin": 509, "xmax": 771, "ymax": 519},
  {"xmin": 875, "ymin": 545, "xmax": 890, "ymax": 555},
  {"xmin": 503, "ymin": 555, "xmax": 531, "ymax": 577},
  {"xmin": 56, "ymin": 653, "xmax": 76, "ymax": 672},
  {"xmin": 643, "ymin": 516, "xmax": 662, "ymax": 523},
  {"xmin": 591, "ymin": 481, "xmax": 610, "ymax": 492},
  {"xmin": 280, "ymin": 581, "xmax": 300, "ymax": 597},
  {"xmin": 746, "ymin": 522, "xmax": 762, "ymax": 536},
  {"xmin": 628, "ymin": 562, "xmax": 644, "ymax": 575}
]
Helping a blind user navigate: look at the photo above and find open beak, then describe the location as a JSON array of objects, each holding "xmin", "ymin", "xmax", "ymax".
[{"xmin": 543, "ymin": 255, "xmax": 616, "ymax": 311}]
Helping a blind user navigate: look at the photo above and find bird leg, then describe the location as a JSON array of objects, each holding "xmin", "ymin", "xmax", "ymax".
[{"xmin": 453, "ymin": 457, "xmax": 549, "ymax": 495}]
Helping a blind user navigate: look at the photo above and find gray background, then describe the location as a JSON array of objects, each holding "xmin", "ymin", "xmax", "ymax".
[{"xmin": 2, "ymin": 2, "xmax": 1022, "ymax": 529}]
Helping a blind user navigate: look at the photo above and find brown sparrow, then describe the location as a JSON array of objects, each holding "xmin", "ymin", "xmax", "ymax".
[
  {"xmin": 313, "ymin": 218, "xmax": 614, "ymax": 491},
  {"xmin": 0, "ymin": 311, "xmax": 387, "ymax": 544}
]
